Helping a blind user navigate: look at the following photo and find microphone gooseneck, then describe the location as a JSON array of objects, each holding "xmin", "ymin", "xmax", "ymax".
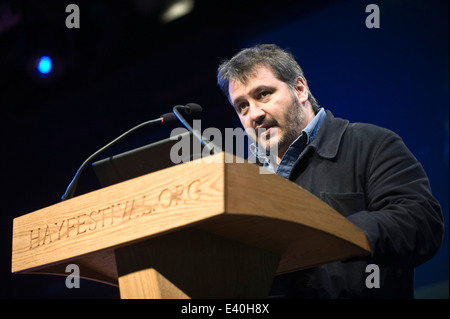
[
  {"xmin": 61, "ymin": 112, "xmax": 177, "ymax": 201},
  {"xmin": 172, "ymin": 103, "xmax": 215, "ymax": 155}
]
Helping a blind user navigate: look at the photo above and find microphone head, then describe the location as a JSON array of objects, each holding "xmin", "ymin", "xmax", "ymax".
[
  {"xmin": 160, "ymin": 112, "xmax": 178, "ymax": 124},
  {"xmin": 185, "ymin": 103, "xmax": 202, "ymax": 115}
]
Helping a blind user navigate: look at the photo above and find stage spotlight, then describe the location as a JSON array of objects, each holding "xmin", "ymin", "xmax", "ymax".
[
  {"xmin": 36, "ymin": 55, "xmax": 52, "ymax": 76},
  {"xmin": 26, "ymin": 52, "xmax": 64, "ymax": 84},
  {"xmin": 160, "ymin": 0, "xmax": 195, "ymax": 23}
]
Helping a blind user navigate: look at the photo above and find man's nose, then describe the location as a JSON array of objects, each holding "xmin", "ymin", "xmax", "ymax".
[{"xmin": 249, "ymin": 102, "xmax": 265, "ymax": 124}]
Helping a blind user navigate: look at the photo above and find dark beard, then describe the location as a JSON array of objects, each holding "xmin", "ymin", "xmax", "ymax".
[
  {"xmin": 276, "ymin": 94, "xmax": 305, "ymax": 156},
  {"xmin": 253, "ymin": 92, "xmax": 305, "ymax": 158}
]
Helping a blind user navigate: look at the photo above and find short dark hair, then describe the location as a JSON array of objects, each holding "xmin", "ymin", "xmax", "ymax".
[{"xmin": 217, "ymin": 44, "xmax": 319, "ymax": 113}]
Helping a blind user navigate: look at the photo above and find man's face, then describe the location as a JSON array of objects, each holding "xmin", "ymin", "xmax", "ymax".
[{"xmin": 228, "ymin": 65, "xmax": 309, "ymax": 158}]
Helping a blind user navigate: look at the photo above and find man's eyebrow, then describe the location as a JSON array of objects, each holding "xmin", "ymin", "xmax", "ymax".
[
  {"xmin": 232, "ymin": 96, "xmax": 245, "ymax": 108},
  {"xmin": 232, "ymin": 85, "xmax": 275, "ymax": 107},
  {"xmin": 251, "ymin": 85, "xmax": 274, "ymax": 95}
]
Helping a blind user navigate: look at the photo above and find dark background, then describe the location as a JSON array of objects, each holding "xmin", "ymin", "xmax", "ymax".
[{"xmin": 1, "ymin": 0, "xmax": 448, "ymax": 298}]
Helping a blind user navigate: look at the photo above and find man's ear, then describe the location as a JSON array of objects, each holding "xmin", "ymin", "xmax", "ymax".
[{"xmin": 295, "ymin": 76, "xmax": 309, "ymax": 103}]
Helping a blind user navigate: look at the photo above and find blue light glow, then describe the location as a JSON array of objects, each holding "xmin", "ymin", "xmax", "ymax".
[{"xmin": 37, "ymin": 56, "xmax": 52, "ymax": 75}]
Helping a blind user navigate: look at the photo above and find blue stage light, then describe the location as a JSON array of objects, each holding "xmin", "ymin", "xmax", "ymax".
[{"xmin": 37, "ymin": 56, "xmax": 52, "ymax": 75}]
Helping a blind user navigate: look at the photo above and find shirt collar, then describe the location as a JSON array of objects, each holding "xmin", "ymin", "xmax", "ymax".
[{"xmin": 303, "ymin": 107, "xmax": 326, "ymax": 145}]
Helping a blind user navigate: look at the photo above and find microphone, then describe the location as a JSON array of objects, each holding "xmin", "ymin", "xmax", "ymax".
[
  {"xmin": 174, "ymin": 103, "xmax": 203, "ymax": 115},
  {"xmin": 60, "ymin": 112, "xmax": 178, "ymax": 201},
  {"xmin": 161, "ymin": 112, "xmax": 178, "ymax": 124},
  {"xmin": 173, "ymin": 103, "xmax": 216, "ymax": 157}
]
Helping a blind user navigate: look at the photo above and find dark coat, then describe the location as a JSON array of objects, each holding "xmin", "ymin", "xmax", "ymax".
[{"xmin": 270, "ymin": 110, "xmax": 444, "ymax": 298}]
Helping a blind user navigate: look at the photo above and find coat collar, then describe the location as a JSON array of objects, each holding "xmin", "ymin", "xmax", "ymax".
[{"xmin": 305, "ymin": 110, "xmax": 349, "ymax": 160}]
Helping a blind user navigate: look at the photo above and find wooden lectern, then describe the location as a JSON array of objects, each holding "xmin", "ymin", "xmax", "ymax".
[{"xmin": 12, "ymin": 152, "xmax": 370, "ymax": 298}]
